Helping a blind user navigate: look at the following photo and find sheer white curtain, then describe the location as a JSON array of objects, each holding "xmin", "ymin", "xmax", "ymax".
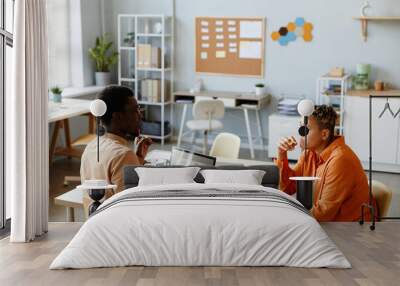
[{"xmin": 9, "ymin": 0, "xmax": 49, "ymax": 242}]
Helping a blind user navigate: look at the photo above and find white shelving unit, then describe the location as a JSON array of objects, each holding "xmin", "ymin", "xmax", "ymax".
[
  {"xmin": 316, "ymin": 74, "xmax": 351, "ymax": 135},
  {"xmin": 117, "ymin": 14, "xmax": 174, "ymax": 145}
]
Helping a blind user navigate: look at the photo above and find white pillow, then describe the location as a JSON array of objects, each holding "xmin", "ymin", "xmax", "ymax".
[
  {"xmin": 200, "ymin": 169, "xmax": 266, "ymax": 185},
  {"xmin": 135, "ymin": 167, "xmax": 201, "ymax": 186}
]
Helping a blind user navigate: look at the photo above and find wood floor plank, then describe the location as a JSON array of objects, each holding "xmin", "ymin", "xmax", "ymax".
[{"xmin": 1, "ymin": 221, "xmax": 400, "ymax": 286}]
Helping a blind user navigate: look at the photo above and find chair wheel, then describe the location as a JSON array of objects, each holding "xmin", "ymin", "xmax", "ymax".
[
  {"xmin": 359, "ymin": 220, "xmax": 364, "ymax": 225},
  {"xmin": 370, "ymin": 225, "xmax": 375, "ymax": 231}
]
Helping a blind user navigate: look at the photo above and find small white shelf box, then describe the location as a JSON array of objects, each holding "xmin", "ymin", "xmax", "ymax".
[
  {"xmin": 118, "ymin": 14, "xmax": 174, "ymax": 144},
  {"xmin": 316, "ymin": 74, "xmax": 351, "ymax": 135}
]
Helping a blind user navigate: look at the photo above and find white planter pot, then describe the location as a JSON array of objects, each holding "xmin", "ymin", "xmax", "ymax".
[
  {"xmin": 255, "ymin": 87, "xmax": 265, "ymax": 96},
  {"xmin": 95, "ymin": 72, "xmax": 111, "ymax": 86}
]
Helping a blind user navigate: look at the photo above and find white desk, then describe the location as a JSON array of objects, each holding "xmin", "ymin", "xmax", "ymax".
[
  {"xmin": 173, "ymin": 90, "xmax": 271, "ymax": 159},
  {"xmin": 48, "ymin": 98, "xmax": 92, "ymax": 123},
  {"xmin": 48, "ymin": 98, "xmax": 93, "ymax": 163}
]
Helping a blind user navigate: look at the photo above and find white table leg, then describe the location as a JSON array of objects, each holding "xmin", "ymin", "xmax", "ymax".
[
  {"xmin": 66, "ymin": 207, "xmax": 75, "ymax": 222},
  {"xmin": 177, "ymin": 104, "xmax": 188, "ymax": 147},
  {"xmin": 243, "ymin": 108, "xmax": 255, "ymax": 159},
  {"xmin": 256, "ymin": 109, "xmax": 265, "ymax": 151}
]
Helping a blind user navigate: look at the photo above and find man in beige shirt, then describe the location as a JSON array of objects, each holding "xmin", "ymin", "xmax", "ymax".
[{"xmin": 81, "ymin": 85, "xmax": 152, "ymax": 217}]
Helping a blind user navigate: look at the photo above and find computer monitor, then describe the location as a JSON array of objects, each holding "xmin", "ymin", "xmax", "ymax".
[{"xmin": 170, "ymin": 147, "xmax": 216, "ymax": 166}]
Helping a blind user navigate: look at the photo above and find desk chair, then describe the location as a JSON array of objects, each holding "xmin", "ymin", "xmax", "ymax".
[
  {"xmin": 210, "ymin": 132, "xmax": 241, "ymax": 159},
  {"xmin": 181, "ymin": 99, "xmax": 224, "ymax": 154},
  {"xmin": 371, "ymin": 180, "xmax": 393, "ymax": 218}
]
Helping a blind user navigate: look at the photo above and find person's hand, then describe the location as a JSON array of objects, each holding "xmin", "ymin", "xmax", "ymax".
[
  {"xmin": 135, "ymin": 136, "xmax": 153, "ymax": 159},
  {"xmin": 277, "ymin": 136, "xmax": 297, "ymax": 160}
]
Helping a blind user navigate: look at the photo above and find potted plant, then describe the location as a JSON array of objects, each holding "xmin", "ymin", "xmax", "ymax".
[
  {"xmin": 255, "ymin": 83, "xmax": 265, "ymax": 96},
  {"xmin": 89, "ymin": 34, "xmax": 119, "ymax": 86},
  {"xmin": 123, "ymin": 32, "xmax": 135, "ymax": 47},
  {"xmin": 50, "ymin": 86, "xmax": 63, "ymax": 103}
]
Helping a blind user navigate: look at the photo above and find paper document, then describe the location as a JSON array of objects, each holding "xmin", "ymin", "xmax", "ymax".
[
  {"xmin": 201, "ymin": 52, "xmax": 208, "ymax": 60},
  {"xmin": 239, "ymin": 41, "xmax": 262, "ymax": 59},
  {"xmin": 216, "ymin": 51, "xmax": 226, "ymax": 58},
  {"xmin": 240, "ymin": 21, "xmax": 263, "ymax": 38}
]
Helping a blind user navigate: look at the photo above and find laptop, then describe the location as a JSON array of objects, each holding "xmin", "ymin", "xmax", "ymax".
[{"xmin": 170, "ymin": 147, "xmax": 216, "ymax": 166}]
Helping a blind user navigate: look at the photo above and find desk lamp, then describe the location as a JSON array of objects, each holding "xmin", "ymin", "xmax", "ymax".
[
  {"xmin": 77, "ymin": 99, "xmax": 116, "ymax": 215},
  {"xmin": 290, "ymin": 99, "xmax": 319, "ymax": 210}
]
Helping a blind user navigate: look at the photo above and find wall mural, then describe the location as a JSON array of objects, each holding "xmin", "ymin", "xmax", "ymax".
[{"xmin": 271, "ymin": 17, "xmax": 314, "ymax": 46}]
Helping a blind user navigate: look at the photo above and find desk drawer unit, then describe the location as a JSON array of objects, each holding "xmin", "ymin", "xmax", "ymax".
[{"xmin": 194, "ymin": 96, "xmax": 236, "ymax": 108}]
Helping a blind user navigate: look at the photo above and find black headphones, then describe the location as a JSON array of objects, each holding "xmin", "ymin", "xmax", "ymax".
[{"xmin": 298, "ymin": 116, "xmax": 310, "ymax": 137}]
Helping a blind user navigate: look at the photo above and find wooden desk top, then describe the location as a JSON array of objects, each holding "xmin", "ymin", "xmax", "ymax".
[{"xmin": 347, "ymin": 89, "xmax": 400, "ymax": 97}]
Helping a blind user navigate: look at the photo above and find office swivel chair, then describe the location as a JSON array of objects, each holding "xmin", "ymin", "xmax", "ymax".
[{"xmin": 183, "ymin": 99, "xmax": 225, "ymax": 155}]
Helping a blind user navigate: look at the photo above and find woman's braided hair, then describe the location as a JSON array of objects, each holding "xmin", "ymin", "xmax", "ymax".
[{"xmin": 312, "ymin": 105, "xmax": 337, "ymax": 141}]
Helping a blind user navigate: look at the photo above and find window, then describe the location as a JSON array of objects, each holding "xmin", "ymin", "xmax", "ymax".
[
  {"xmin": 47, "ymin": 0, "xmax": 71, "ymax": 87},
  {"xmin": 1, "ymin": 0, "xmax": 14, "ymax": 232}
]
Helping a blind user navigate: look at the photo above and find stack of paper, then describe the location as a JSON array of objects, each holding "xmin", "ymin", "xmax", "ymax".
[{"xmin": 278, "ymin": 98, "xmax": 301, "ymax": 116}]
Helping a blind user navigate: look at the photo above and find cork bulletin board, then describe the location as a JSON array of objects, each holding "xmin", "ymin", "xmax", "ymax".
[{"xmin": 195, "ymin": 17, "xmax": 265, "ymax": 77}]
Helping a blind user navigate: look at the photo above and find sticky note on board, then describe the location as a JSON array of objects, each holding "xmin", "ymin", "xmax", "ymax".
[
  {"xmin": 240, "ymin": 21, "xmax": 263, "ymax": 38},
  {"xmin": 229, "ymin": 48, "xmax": 237, "ymax": 53},
  {"xmin": 229, "ymin": 42, "xmax": 237, "ymax": 47},
  {"xmin": 201, "ymin": 43, "xmax": 210, "ymax": 48},
  {"xmin": 201, "ymin": 52, "xmax": 208, "ymax": 60},
  {"xmin": 201, "ymin": 28, "xmax": 209, "ymax": 33},
  {"xmin": 201, "ymin": 21, "xmax": 209, "ymax": 26},
  {"xmin": 215, "ymin": 20, "xmax": 224, "ymax": 26},
  {"xmin": 228, "ymin": 34, "xmax": 237, "ymax": 39},
  {"xmin": 228, "ymin": 20, "xmax": 236, "ymax": 26},
  {"xmin": 216, "ymin": 51, "xmax": 226, "ymax": 58},
  {"xmin": 239, "ymin": 41, "xmax": 262, "ymax": 59},
  {"xmin": 228, "ymin": 27, "xmax": 237, "ymax": 32},
  {"xmin": 202, "ymin": 35, "xmax": 210, "ymax": 41},
  {"xmin": 216, "ymin": 27, "xmax": 224, "ymax": 33},
  {"xmin": 216, "ymin": 42, "xmax": 224, "ymax": 48},
  {"xmin": 216, "ymin": 34, "xmax": 224, "ymax": 40}
]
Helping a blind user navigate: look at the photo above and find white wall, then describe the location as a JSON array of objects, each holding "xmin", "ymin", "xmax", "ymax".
[{"xmin": 104, "ymin": 0, "xmax": 400, "ymax": 145}]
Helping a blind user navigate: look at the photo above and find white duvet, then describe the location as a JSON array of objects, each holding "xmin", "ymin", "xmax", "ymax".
[{"xmin": 50, "ymin": 183, "xmax": 351, "ymax": 269}]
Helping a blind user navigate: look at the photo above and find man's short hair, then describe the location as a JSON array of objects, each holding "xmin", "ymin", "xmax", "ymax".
[
  {"xmin": 98, "ymin": 85, "xmax": 134, "ymax": 126},
  {"xmin": 312, "ymin": 105, "xmax": 337, "ymax": 140}
]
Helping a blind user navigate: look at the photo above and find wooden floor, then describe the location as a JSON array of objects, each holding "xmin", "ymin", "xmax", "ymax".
[{"xmin": 0, "ymin": 222, "xmax": 399, "ymax": 286}]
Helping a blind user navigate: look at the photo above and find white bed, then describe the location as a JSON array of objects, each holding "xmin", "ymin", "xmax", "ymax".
[{"xmin": 50, "ymin": 183, "xmax": 351, "ymax": 269}]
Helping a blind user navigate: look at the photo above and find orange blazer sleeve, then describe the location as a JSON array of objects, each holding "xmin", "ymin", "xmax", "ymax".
[
  {"xmin": 275, "ymin": 153, "xmax": 305, "ymax": 195},
  {"xmin": 311, "ymin": 156, "xmax": 353, "ymax": 221}
]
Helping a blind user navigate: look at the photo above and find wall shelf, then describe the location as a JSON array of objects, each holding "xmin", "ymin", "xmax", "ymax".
[{"xmin": 353, "ymin": 16, "xmax": 400, "ymax": 41}]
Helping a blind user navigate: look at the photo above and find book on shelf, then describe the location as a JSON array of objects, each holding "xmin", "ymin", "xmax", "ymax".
[
  {"xmin": 140, "ymin": 79, "xmax": 170, "ymax": 103},
  {"xmin": 137, "ymin": 44, "xmax": 161, "ymax": 69},
  {"xmin": 151, "ymin": 47, "xmax": 161, "ymax": 68}
]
